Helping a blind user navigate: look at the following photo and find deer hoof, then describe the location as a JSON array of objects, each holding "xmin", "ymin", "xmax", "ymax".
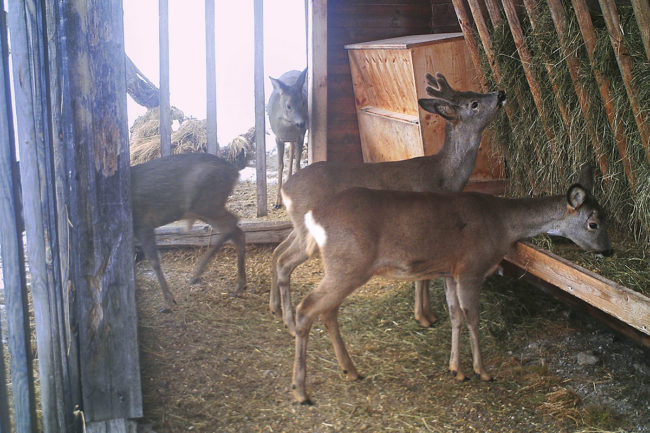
[
  {"xmin": 274, "ymin": 204, "xmax": 283, "ymax": 210},
  {"xmin": 300, "ymin": 398, "xmax": 314, "ymax": 406},
  {"xmin": 450, "ymin": 370, "xmax": 468, "ymax": 381},
  {"xmin": 158, "ymin": 306, "xmax": 173, "ymax": 314},
  {"xmin": 475, "ymin": 372, "xmax": 493, "ymax": 382}
]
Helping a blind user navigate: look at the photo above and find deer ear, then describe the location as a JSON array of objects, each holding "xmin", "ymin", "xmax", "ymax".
[
  {"xmin": 296, "ymin": 68, "xmax": 308, "ymax": 90},
  {"xmin": 418, "ymin": 98, "xmax": 458, "ymax": 121},
  {"xmin": 567, "ymin": 184, "xmax": 587, "ymax": 209},
  {"xmin": 270, "ymin": 76, "xmax": 287, "ymax": 93},
  {"xmin": 577, "ymin": 164, "xmax": 594, "ymax": 193}
]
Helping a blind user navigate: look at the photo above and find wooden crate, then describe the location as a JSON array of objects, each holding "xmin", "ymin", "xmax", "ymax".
[{"xmin": 345, "ymin": 33, "xmax": 504, "ymax": 180}]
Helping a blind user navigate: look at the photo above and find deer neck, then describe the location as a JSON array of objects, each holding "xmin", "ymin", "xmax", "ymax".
[
  {"xmin": 435, "ymin": 123, "xmax": 482, "ymax": 188},
  {"xmin": 503, "ymin": 196, "xmax": 568, "ymax": 241}
]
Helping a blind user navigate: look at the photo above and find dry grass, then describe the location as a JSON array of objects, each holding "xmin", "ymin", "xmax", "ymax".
[{"xmin": 134, "ymin": 246, "xmax": 633, "ymax": 433}]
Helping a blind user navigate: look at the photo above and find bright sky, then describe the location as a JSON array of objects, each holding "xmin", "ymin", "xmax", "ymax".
[{"xmin": 123, "ymin": 0, "xmax": 307, "ymax": 145}]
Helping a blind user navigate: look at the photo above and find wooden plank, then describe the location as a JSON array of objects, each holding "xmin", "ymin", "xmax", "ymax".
[
  {"xmin": 205, "ymin": 0, "xmax": 218, "ymax": 154},
  {"xmin": 505, "ymin": 242, "xmax": 650, "ymax": 336},
  {"xmin": 0, "ymin": 5, "xmax": 35, "ymax": 431},
  {"xmin": 570, "ymin": 0, "xmax": 635, "ymax": 188},
  {"xmin": 66, "ymin": 0, "xmax": 142, "ymax": 422},
  {"xmin": 309, "ymin": 0, "xmax": 328, "ymax": 163},
  {"xmin": 86, "ymin": 419, "xmax": 138, "ymax": 433},
  {"xmin": 254, "ymin": 0, "xmax": 267, "ymax": 216},
  {"xmin": 153, "ymin": 220, "xmax": 294, "ymax": 246},
  {"xmin": 597, "ymin": 0, "xmax": 650, "ymax": 163},
  {"xmin": 159, "ymin": 0, "xmax": 171, "ymax": 156},
  {"xmin": 450, "ymin": 0, "xmax": 487, "ymax": 91},
  {"xmin": 8, "ymin": 0, "xmax": 69, "ymax": 430},
  {"xmin": 630, "ymin": 0, "xmax": 650, "ymax": 61},
  {"xmin": 546, "ymin": 0, "xmax": 610, "ymax": 178},
  {"xmin": 357, "ymin": 110, "xmax": 424, "ymax": 161},
  {"xmin": 344, "ymin": 33, "xmax": 464, "ymax": 50}
]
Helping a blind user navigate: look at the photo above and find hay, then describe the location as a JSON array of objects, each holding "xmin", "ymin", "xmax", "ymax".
[
  {"xmin": 129, "ymin": 108, "xmax": 255, "ymax": 170},
  {"xmin": 477, "ymin": 4, "xmax": 649, "ymax": 244}
]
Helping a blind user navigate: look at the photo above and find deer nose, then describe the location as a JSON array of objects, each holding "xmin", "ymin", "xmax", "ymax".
[
  {"xmin": 497, "ymin": 90, "xmax": 506, "ymax": 105},
  {"xmin": 296, "ymin": 121, "xmax": 305, "ymax": 129},
  {"xmin": 599, "ymin": 248, "xmax": 614, "ymax": 257}
]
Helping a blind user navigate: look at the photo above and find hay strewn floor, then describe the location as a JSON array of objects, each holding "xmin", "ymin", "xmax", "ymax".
[{"xmin": 135, "ymin": 245, "xmax": 650, "ymax": 433}]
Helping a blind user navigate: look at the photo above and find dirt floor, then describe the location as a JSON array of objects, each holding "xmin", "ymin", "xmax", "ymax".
[{"xmin": 135, "ymin": 240, "xmax": 650, "ymax": 433}]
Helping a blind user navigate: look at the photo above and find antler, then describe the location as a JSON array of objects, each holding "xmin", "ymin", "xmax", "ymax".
[{"xmin": 425, "ymin": 72, "xmax": 457, "ymax": 99}]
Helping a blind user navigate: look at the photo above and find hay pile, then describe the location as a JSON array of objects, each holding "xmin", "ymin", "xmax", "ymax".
[
  {"xmin": 129, "ymin": 108, "xmax": 256, "ymax": 170},
  {"xmin": 476, "ymin": 3, "xmax": 649, "ymax": 245}
]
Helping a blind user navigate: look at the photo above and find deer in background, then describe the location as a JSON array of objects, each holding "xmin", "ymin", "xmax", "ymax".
[
  {"xmin": 131, "ymin": 153, "xmax": 246, "ymax": 312},
  {"xmin": 270, "ymin": 73, "xmax": 507, "ymax": 335},
  {"xmin": 267, "ymin": 68, "xmax": 308, "ymax": 208},
  {"xmin": 291, "ymin": 167, "xmax": 612, "ymax": 404}
]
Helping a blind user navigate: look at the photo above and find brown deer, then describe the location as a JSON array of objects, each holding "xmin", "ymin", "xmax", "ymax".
[
  {"xmin": 267, "ymin": 68, "xmax": 308, "ymax": 208},
  {"xmin": 271, "ymin": 73, "xmax": 507, "ymax": 335},
  {"xmin": 291, "ymin": 167, "xmax": 612, "ymax": 404},
  {"xmin": 131, "ymin": 153, "xmax": 246, "ymax": 311}
]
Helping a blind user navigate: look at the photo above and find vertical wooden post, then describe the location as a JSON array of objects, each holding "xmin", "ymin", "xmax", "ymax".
[
  {"xmin": 571, "ymin": 0, "xmax": 635, "ymax": 187},
  {"xmin": 630, "ymin": 0, "xmax": 650, "ymax": 62},
  {"xmin": 308, "ymin": 0, "xmax": 328, "ymax": 163},
  {"xmin": 0, "ymin": 4, "xmax": 37, "ymax": 432},
  {"xmin": 546, "ymin": 0, "xmax": 609, "ymax": 177},
  {"xmin": 159, "ymin": 0, "xmax": 171, "ymax": 156},
  {"xmin": 205, "ymin": 0, "xmax": 218, "ymax": 154},
  {"xmin": 64, "ymin": 0, "xmax": 142, "ymax": 428},
  {"xmin": 450, "ymin": 0, "xmax": 486, "ymax": 91},
  {"xmin": 598, "ymin": 0, "xmax": 650, "ymax": 162},
  {"xmin": 8, "ymin": 0, "xmax": 75, "ymax": 430},
  {"xmin": 254, "ymin": 0, "xmax": 267, "ymax": 216}
]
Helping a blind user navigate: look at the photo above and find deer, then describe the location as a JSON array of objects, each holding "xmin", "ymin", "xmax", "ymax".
[
  {"xmin": 291, "ymin": 167, "xmax": 612, "ymax": 404},
  {"xmin": 131, "ymin": 153, "xmax": 246, "ymax": 312},
  {"xmin": 267, "ymin": 68, "xmax": 308, "ymax": 208},
  {"xmin": 270, "ymin": 73, "xmax": 507, "ymax": 335}
]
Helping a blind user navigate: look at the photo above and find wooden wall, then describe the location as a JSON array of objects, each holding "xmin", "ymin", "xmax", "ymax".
[{"xmin": 326, "ymin": 0, "xmax": 460, "ymax": 162}]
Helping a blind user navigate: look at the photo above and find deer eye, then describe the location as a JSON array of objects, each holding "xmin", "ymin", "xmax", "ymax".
[
  {"xmin": 588, "ymin": 222, "xmax": 598, "ymax": 230},
  {"xmin": 471, "ymin": 101, "xmax": 479, "ymax": 109},
  {"xmin": 287, "ymin": 104, "xmax": 292, "ymax": 111}
]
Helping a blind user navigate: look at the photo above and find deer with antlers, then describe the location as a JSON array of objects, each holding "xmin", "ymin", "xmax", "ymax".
[{"xmin": 271, "ymin": 73, "xmax": 507, "ymax": 335}]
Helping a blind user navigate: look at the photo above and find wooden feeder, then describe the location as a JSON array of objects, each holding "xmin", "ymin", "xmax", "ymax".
[{"xmin": 345, "ymin": 33, "xmax": 503, "ymax": 180}]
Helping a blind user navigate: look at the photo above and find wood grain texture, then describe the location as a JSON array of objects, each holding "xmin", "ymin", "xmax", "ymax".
[
  {"xmin": 505, "ymin": 242, "xmax": 650, "ymax": 336},
  {"xmin": 152, "ymin": 220, "xmax": 294, "ymax": 246}
]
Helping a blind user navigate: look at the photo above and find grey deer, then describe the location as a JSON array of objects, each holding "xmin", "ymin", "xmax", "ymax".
[
  {"xmin": 291, "ymin": 167, "xmax": 612, "ymax": 404},
  {"xmin": 267, "ymin": 68, "xmax": 308, "ymax": 208},
  {"xmin": 271, "ymin": 73, "xmax": 507, "ymax": 335},
  {"xmin": 131, "ymin": 153, "xmax": 246, "ymax": 311}
]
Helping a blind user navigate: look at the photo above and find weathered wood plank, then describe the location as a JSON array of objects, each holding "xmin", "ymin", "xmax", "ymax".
[
  {"xmin": 205, "ymin": 0, "xmax": 218, "ymax": 155},
  {"xmin": 450, "ymin": 0, "xmax": 487, "ymax": 90},
  {"xmin": 309, "ymin": 0, "xmax": 328, "ymax": 163},
  {"xmin": 86, "ymin": 419, "xmax": 138, "ymax": 433},
  {"xmin": 153, "ymin": 220, "xmax": 293, "ymax": 247},
  {"xmin": 0, "ymin": 5, "xmax": 35, "ymax": 431},
  {"xmin": 66, "ymin": 0, "xmax": 143, "ymax": 422},
  {"xmin": 159, "ymin": 0, "xmax": 171, "ymax": 156},
  {"xmin": 505, "ymin": 242, "xmax": 650, "ymax": 336},
  {"xmin": 630, "ymin": 0, "xmax": 650, "ymax": 62},
  {"xmin": 254, "ymin": 0, "xmax": 268, "ymax": 216}
]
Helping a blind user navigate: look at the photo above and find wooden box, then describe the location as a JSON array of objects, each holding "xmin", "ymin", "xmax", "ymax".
[{"xmin": 345, "ymin": 33, "xmax": 504, "ymax": 180}]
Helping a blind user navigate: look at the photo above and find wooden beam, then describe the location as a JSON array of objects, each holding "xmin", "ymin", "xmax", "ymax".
[
  {"xmin": 0, "ymin": 5, "xmax": 36, "ymax": 431},
  {"xmin": 483, "ymin": 0, "xmax": 503, "ymax": 26},
  {"xmin": 570, "ymin": 0, "xmax": 635, "ymax": 188},
  {"xmin": 153, "ymin": 220, "xmax": 293, "ymax": 247},
  {"xmin": 308, "ymin": 0, "xmax": 328, "ymax": 162},
  {"xmin": 205, "ymin": 0, "xmax": 218, "ymax": 154},
  {"xmin": 254, "ymin": 0, "xmax": 267, "ymax": 216},
  {"xmin": 505, "ymin": 242, "xmax": 650, "ymax": 337},
  {"xmin": 597, "ymin": 0, "xmax": 650, "ymax": 163},
  {"xmin": 450, "ymin": 0, "xmax": 487, "ymax": 91},
  {"xmin": 66, "ymin": 0, "xmax": 143, "ymax": 423},
  {"xmin": 546, "ymin": 0, "xmax": 610, "ymax": 178},
  {"xmin": 630, "ymin": 0, "xmax": 650, "ymax": 62},
  {"xmin": 159, "ymin": 0, "xmax": 171, "ymax": 156}
]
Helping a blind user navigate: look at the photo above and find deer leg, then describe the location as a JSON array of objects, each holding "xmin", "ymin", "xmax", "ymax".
[
  {"xmin": 294, "ymin": 132, "xmax": 305, "ymax": 173},
  {"xmin": 137, "ymin": 226, "xmax": 176, "ymax": 312},
  {"xmin": 414, "ymin": 279, "xmax": 437, "ymax": 327},
  {"xmin": 277, "ymin": 234, "xmax": 309, "ymax": 336},
  {"xmin": 322, "ymin": 307, "xmax": 360, "ymax": 381},
  {"xmin": 190, "ymin": 211, "xmax": 246, "ymax": 296},
  {"xmin": 444, "ymin": 277, "xmax": 467, "ymax": 381},
  {"xmin": 275, "ymin": 139, "xmax": 285, "ymax": 209},
  {"xmin": 292, "ymin": 276, "xmax": 363, "ymax": 404},
  {"xmin": 288, "ymin": 142, "xmax": 295, "ymax": 178},
  {"xmin": 270, "ymin": 229, "xmax": 296, "ymax": 315},
  {"xmin": 456, "ymin": 277, "xmax": 491, "ymax": 381}
]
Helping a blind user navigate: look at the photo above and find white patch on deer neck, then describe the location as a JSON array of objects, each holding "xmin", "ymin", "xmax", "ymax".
[
  {"xmin": 546, "ymin": 228, "xmax": 562, "ymax": 236},
  {"xmin": 304, "ymin": 210, "xmax": 327, "ymax": 248},
  {"xmin": 282, "ymin": 192, "xmax": 293, "ymax": 213}
]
